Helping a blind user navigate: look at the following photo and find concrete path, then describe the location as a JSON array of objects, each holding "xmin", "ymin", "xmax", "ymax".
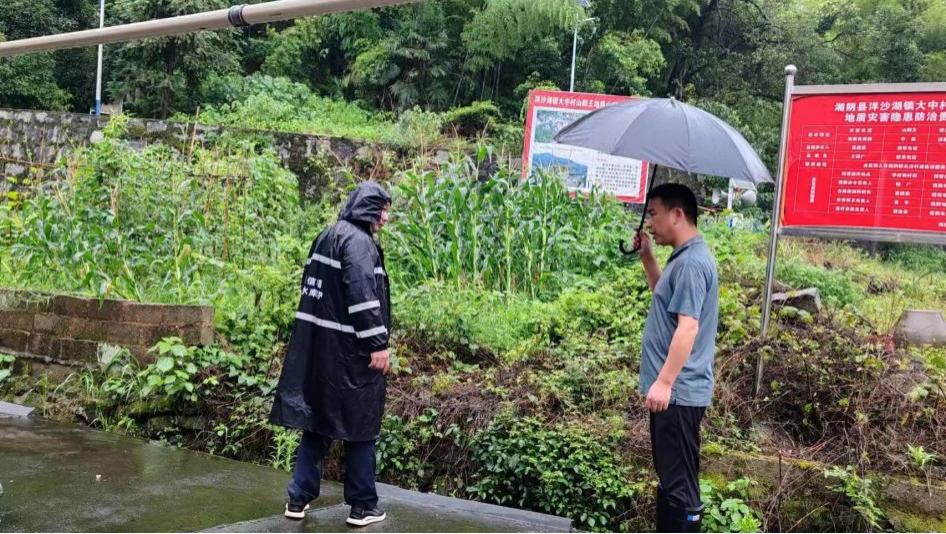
[{"xmin": 0, "ymin": 415, "xmax": 571, "ymax": 533}]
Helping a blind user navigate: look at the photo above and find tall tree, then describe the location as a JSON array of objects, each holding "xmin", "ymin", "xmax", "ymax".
[
  {"xmin": 460, "ymin": 0, "xmax": 584, "ymax": 102},
  {"xmin": 0, "ymin": 43, "xmax": 72, "ymax": 111},
  {"xmin": 0, "ymin": 0, "xmax": 83, "ymax": 111},
  {"xmin": 52, "ymin": 0, "xmax": 99, "ymax": 112},
  {"xmin": 107, "ymin": 0, "xmax": 240, "ymax": 118},
  {"xmin": 347, "ymin": 4, "xmax": 453, "ymax": 110}
]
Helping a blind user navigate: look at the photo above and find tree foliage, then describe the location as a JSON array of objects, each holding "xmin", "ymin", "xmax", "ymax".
[{"xmin": 0, "ymin": 0, "xmax": 942, "ymax": 125}]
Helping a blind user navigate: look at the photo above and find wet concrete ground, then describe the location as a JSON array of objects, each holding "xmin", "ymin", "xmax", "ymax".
[{"xmin": 0, "ymin": 416, "xmax": 571, "ymax": 533}]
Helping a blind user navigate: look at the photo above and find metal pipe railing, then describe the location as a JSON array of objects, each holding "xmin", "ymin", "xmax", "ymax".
[{"xmin": 0, "ymin": 0, "xmax": 422, "ymax": 57}]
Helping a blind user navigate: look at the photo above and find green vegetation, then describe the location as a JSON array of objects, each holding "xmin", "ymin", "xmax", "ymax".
[
  {"xmin": 2, "ymin": 1, "xmax": 946, "ymax": 529},
  {"xmin": 2, "ymin": 125, "xmax": 945, "ymax": 530}
]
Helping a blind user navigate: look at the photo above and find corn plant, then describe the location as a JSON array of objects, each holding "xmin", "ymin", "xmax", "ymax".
[
  {"xmin": 385, "ymin": 158, "xmax": 631, "ymax": 298},
  {"xmin": 0, "ymin": 115, "xmax": 309, "ymax": 307}
]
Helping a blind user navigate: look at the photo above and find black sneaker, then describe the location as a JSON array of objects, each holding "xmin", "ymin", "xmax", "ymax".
[
  {"xmin": 346, "ymin": 505, "xmax": 386, "ymax": 527},
  {"xmin": 284, "ymin": 501, "xmax": 310, "ymax": 520}
]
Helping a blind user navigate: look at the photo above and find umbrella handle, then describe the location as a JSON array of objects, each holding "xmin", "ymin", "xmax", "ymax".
[
  {"xmin": 619, "ymin": 239, "xmax": 639, "ymax": 255},
  {"xmin": 619, "ymin": 216, "xmax": 646, "ymax": 255},
  {"xmin": 620, "ymin": 163, "xmax": 657, "ymax": 257}
]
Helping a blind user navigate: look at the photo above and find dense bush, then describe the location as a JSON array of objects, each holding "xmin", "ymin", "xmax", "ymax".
[{"xmin": 468, "ymin": 417, "xmax": 641, "ymax": 532}]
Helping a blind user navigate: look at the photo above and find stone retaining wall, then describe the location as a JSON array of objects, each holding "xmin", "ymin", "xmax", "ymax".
[{"xmin": 0, "ymin": 289, "xmax": 214, "ymax": 375}]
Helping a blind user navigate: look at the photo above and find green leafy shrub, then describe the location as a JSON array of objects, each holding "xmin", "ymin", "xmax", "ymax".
[
  {"xmin": 440, "ymin": 100, "xmax": 502, "ymax": 137},
  {"xmin": 700, "ymin": 476, "xmax": 763, "ymax": 533},
  {"xmin": 468, "ymin": 417, "xmax": 639, "ymax": 531},
  {"xmin": 824, "ymin": 465, "xmax": 888, "ymax": 531},
  {"xmin": 376, "ymin": 409, "xmax": 463, "ymax": 492},
  {"xmin": 0, "ymin": 352, "xmax": 15, "ymax": 386}
]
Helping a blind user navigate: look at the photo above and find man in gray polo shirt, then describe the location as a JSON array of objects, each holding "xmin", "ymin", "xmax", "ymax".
[{"xmin": 633, "ymin": 183, "xmax": 719, "ymax": 533}]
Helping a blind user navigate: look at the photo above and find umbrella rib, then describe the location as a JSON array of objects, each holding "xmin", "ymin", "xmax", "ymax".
[
  {"xmin": 682, "ymin": 101, "xmax": 693, "ymax": 172},
  {"xmin": 715, "ymin": 119, "xmax": 757, "ymax": 182}
]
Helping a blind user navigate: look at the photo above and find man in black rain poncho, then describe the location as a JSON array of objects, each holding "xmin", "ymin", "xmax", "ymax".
[{"xmin": 270, "ymin": 182, "xmax": 392, "ymax": 527}]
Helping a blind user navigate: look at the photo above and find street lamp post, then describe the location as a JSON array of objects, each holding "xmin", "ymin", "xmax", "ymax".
[
  {"xmin": 569, "ymin": 16, "xmax": 595, "ymax": 93},
  {"xmin": 94, "ymin": 0, "xmax": 105, "ymax": 116},
  {"xmin": 568, "ymin": 0, "xmax": 592, "ymax": 93}
]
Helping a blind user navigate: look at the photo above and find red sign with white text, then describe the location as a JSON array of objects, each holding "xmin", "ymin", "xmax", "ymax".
[
  {"xmin": 782, "ymin": 92, "xmax": 946, "ymax": 234},
  {"xmin": 522, "ymin": 90, "xmax": 649, "ymax": 203}
]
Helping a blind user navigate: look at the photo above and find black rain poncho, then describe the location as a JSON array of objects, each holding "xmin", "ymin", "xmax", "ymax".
[{"xmin": 269, "ymin": 182, "xmax": 392, "ymax": 441}]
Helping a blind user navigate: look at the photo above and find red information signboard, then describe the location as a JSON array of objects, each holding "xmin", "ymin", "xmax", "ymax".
[{"xmin": 782, "ymin": 91, "xmax": 946, "ymax": 235}]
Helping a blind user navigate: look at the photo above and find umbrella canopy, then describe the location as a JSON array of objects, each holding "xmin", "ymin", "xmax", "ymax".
[
  {"xmin": 554, "ymin": 97, "xmax": 773, "ymax": 184},
  {"xmin": 553, "ymin": 97, "xmax": 772, "ymax": 254}
]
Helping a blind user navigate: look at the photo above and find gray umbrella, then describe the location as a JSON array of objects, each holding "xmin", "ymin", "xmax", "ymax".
[{"xmin": 553, "ymin": 96, "xmax": 773, "ymax": 253}]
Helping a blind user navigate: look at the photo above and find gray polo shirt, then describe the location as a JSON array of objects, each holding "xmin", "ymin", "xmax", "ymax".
[{"xmin": 639, "ymin": 235, "xmax": 719, "ymax": 407}]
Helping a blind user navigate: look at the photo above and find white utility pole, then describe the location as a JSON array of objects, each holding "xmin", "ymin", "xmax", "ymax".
[
  {"xmin": 569, "ymin": 17, "xmax": 595, "ymax": 92},
  {"xmin": 94, "ymin": 0, "xmax": 105, "ymax": 116}
]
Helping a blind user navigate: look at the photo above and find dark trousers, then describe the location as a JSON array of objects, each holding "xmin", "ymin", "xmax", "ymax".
[
  {"xmin": 650, "ymin": 404, "xmax": 706, "ymax": 532},
  {"xmin": 287, "ymin": 431, "xmax": 379, "ymax": 509}
]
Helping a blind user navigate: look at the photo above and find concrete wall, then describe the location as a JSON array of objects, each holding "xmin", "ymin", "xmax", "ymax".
[
  {"xmin": 704, "ymin": 449, "xmax": 946, "ymax": 530},
  {"xmin": 0, "ymin": 108, "xmax": 404, "ymax": 200},
  {"xmin": 0, "ymin": 289, "xmax": 214, "ymax": 376}
]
